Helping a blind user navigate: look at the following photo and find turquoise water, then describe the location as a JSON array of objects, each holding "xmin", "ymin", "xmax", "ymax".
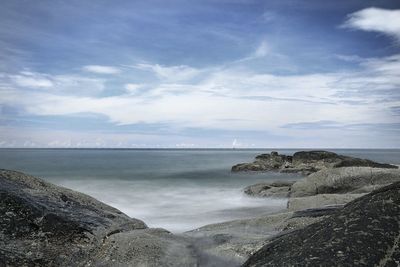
[{"xmin": 1, "ymin": 149, "xmax": 399, "ymax": 232}]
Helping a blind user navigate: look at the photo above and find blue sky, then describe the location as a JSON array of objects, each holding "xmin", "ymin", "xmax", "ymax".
[{"xmin": 0, "ymin": 0, "xmax": 399, "ymax": 148}]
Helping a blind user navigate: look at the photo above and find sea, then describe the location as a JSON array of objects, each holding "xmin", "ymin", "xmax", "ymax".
[{"xmin": 1, "ymin": 148, "xmax": 399, "ymax": 233}]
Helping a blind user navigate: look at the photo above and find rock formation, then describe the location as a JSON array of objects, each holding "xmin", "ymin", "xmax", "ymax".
[
  {"xmin": 0, "ymin": 169, "xmax": 197, "ymax": 267},
  {"xmin": 243, "ymin": 182, "xmax": 400, "ymax": 266},
  {"xmin": 243, "ymin": 181, "xmax": 294, "ymax": 198},
  {"xmin": 232, "ymin": 150, "xmax": 397, "ymax": 175},
  {"xmin": 290, "ymin": 166, "xmax": 400, "ymax": 197}
]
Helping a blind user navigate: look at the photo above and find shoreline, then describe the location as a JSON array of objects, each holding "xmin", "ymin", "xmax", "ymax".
[{"xmin": 1, "ymin": 150, "xmax": 400, "ymax": 266}]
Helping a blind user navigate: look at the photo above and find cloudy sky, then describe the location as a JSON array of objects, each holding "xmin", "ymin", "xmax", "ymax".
[{"xmin": 1, "ymin": 0, "xmax": 399, "ymax": 148}]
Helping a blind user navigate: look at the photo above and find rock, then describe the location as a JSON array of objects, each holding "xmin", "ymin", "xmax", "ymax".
[
  {"xmin": 290, "ymin": 205, "xmax": 343, "ymax": 218},
  {"xmin": 292, "ymin": 150, "xmax": 398, "ymax": 169},
  {"xmin": 287, "ymin": 193, "xmax": 364, "ymax": 211},
  {"xmin": 232, "ymin": 150, "xmax": 397, "ymax": 175},
  {"xmin": 93, "ymin": 228, "xmax": 197, "ymax": 267},
  {"xmin": 184, "ymin": 206, "xmax": 336, "ymax": 265},
  {"xmin": 244, "ymin": 181, "xmax": 294, "ymax": 198},
  {"xmin": 231, "ymin": 151, "xmax": 292, "ymax": 172},
  {"xmin": 0, "ymin": 169, "xmax": 197, "ymax": 267},
  {"xmin": 243, "ymin": 182, "xmax": 400, "ymax": 266},
  {"xmin": 290, "ymin": 167, "xmax": 400, "ymax": 197},
  {"xmin": 185, "ymin": 212, "xmax": 293, "ymax": 263}
]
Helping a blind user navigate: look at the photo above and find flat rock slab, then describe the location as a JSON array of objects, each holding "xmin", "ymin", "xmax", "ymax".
[
  {"xmin": 243, "ymin": 182, "xmax": 400, "ymax": 266},
  {"xmin": 290, "ymin": 167, "xmax": 400, "ymax": 197},
  {"xmin": 287, "ymin": 193, "xmax": 364, "ymax": 211}
]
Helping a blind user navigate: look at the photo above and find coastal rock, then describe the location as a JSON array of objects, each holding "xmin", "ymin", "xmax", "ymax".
[
  {"xmin": 94, "ymin": 228, "xmax": 197, "ymax": 267},
  {"xmin": 290, "ymin": 166, "xmax": 400, "ymax": 197},
  {"xmin": 184, "ymin": 207, "xmax": 334, "ymax": 265},
  {"xmin": 0, "ymin": 169, "xmax": 197, "ymax": 267},
  {"xmin": 231, "ymin": 151, "xmax": 292, "ymax": 172},
  {"xmin": 243, "ymin": 182, "xmax": 400, "ymax": 266},
  {"xmin": 185, "ymin": 212, "xmax": 293, "ymax": 263},
  {"xmin": 244, "ymin": 181, "xmax": 294, "ymax": 198},
  {"xmin": 287, "ymin": 193, "xmax": 364, "ymax": 211},
  {"xmin": 232, "ymin": 150, "xmax": 397, "ymax": 175}
]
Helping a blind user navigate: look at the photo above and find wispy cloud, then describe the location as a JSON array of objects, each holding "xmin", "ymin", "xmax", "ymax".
[
  {"xmin": 134, "ymin": 63, "xmax": 203, "ymax": 82},
  {"xmin": 124, "ymin": 83, "xmax": 145, "ymax": 94},
  {"xmin": 342, "ymin": 7, "xmax": 400, "ymax": 41},
  {"xmin": 10, "ymin": 71, "xmax": 53, "ymax": 88},
  {"xmin": 82, "ymin": 65, "xmax": 121, "ymax": 74},
  {"xmin": 2, "ymin": 51, "xmax": 399, "ymax": 133},
  {"xmin": 6, "ymin": 71, "xmax": 106, "ymax": 96},
  {"xmin": 1, "ymin": 3, "xmax": 399, "ymax": 148}
]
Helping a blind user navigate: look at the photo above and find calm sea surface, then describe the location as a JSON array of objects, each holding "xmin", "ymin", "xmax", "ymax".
[{"xmin": 1, "ymin": 149, "xmax": 399, "ymax": 232}]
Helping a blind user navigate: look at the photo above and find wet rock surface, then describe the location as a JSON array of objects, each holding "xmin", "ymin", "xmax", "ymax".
[
  {"xmin": 243, "ymin": 182, "xmax": 400, "ymax": 267},
  {"xmin": 232, "ymin": 150, "xmax": 397, "ymax": 175}
]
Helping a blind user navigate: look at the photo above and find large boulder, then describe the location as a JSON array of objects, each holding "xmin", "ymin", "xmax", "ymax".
[
  {"xmin": 243, "ymin": 182, "xmax": 400, "ymax": 266},
  {"xmin": 290, "ymin": 167, "xmax": 400, "ymax": 197},
  {"xmin": 232, "ymin": 150, "xmax": 397, "ymax": 175},
  {"xmin": 0, "ymin": 169, "xmax": 197, "ymax": 267}
]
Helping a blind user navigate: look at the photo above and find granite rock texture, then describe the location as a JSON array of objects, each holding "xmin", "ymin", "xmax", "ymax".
[
  {"xmin": 243, "ymin": 182, "xmax": 400, "ymax": 266},
  {"xmin": 0, "ymin": 169, "xmax": 197, "ymax": 267}
]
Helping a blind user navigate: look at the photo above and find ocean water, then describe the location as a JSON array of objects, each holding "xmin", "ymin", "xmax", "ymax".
[{"xmin": 1, "ymin": 148, "xmax": 399, "ymax": 233}]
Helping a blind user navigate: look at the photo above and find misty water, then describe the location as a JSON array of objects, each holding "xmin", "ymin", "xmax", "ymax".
[{"xmin": 1, "ymin": 148, "xmax": 399, "ymax": 233}]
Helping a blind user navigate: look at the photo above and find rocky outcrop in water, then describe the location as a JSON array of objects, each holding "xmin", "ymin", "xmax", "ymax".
[
  {"xmin": 243, "ymin": 181, "xmax": 294, "ymax": 198},
  {"xmin": 0, "ymin": 169, "xmax": 197, "ymax": 267},
  {"xmin": 232, "ymin": 150, "xmax": 397, "ymax": 175},
  {"xmin": 243, "ymin": 182, "xmax": 400, "ymax": 266}
]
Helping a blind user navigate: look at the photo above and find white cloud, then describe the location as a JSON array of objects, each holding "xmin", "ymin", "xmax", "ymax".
[
  {"xmin": 135, "ymin": 63, "xmax": 202, "ymax": 82},
  {"xmin": 7, "ymin": 71, "xmax": 105, "ymax": 96},
  {"xmin": 11, "ymin": 72, "xmax": 53, "ymax": 88},
  {"xmin": 124, "ymin": 83, "xmax": 144, "ymax": 94},
  {"xmin": 3, "ymin": 54, "xmax": 399, "ymax": 133},
  {"xmin": 343, "ymin": 7, "xmax": 400, "ymax": 41},
  {"xmin": 82, "ymin": 65, "xmax": 121, "ymax": 74},
  {"xmin": 1, "ymin": 52, "xmax": 399, "ymax": 148}
]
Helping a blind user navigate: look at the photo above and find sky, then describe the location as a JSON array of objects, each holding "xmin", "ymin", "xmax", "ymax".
[{"xmin": 0, "ymin": 0, "xmax": 400, "ymax": 148}]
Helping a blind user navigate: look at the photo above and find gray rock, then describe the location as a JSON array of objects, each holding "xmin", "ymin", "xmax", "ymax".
[
  {"xmin": 287, "ymin": 193, "xmax": 365, "ymax": 211},
  {"xmin": 231, "ymin": 151, "xmax": 292, "ymax": 172},
  {"xmin": 290, "ymin": 167, "xmax": 400, "ymax": 197},
  {"xmin": 184, "ymin": 207, "xmax": 335, "ymax": 266},
  {"xmin": 244, "ymin": 181, "xmax": 294, "ymax": 198},
  {"xmin": 232, "ymin": 150, "xmax": 397, "ymax": 175},
  {"xmin": 184, "ymin": 212, "xmax": 293, "ymax": 265},
  {"xmin": 93, "ymin": 228, "xmax": 197, "ymax": 267},
  {"xmin": 0, "ymin": 169, "xmax": 197, "ymax": 267},
  {"xmin": 243, "ymin": 182, "xmax": 400, "ymax": 266},
  {"xmin": 291, "ymin": 205, "xmax": 343, "ymax": 218}
]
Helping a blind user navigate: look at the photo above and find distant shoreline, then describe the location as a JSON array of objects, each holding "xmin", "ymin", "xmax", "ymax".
[{"xmin": 1, "ymin": 147, "xmax": 400, "ymax": 150}]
